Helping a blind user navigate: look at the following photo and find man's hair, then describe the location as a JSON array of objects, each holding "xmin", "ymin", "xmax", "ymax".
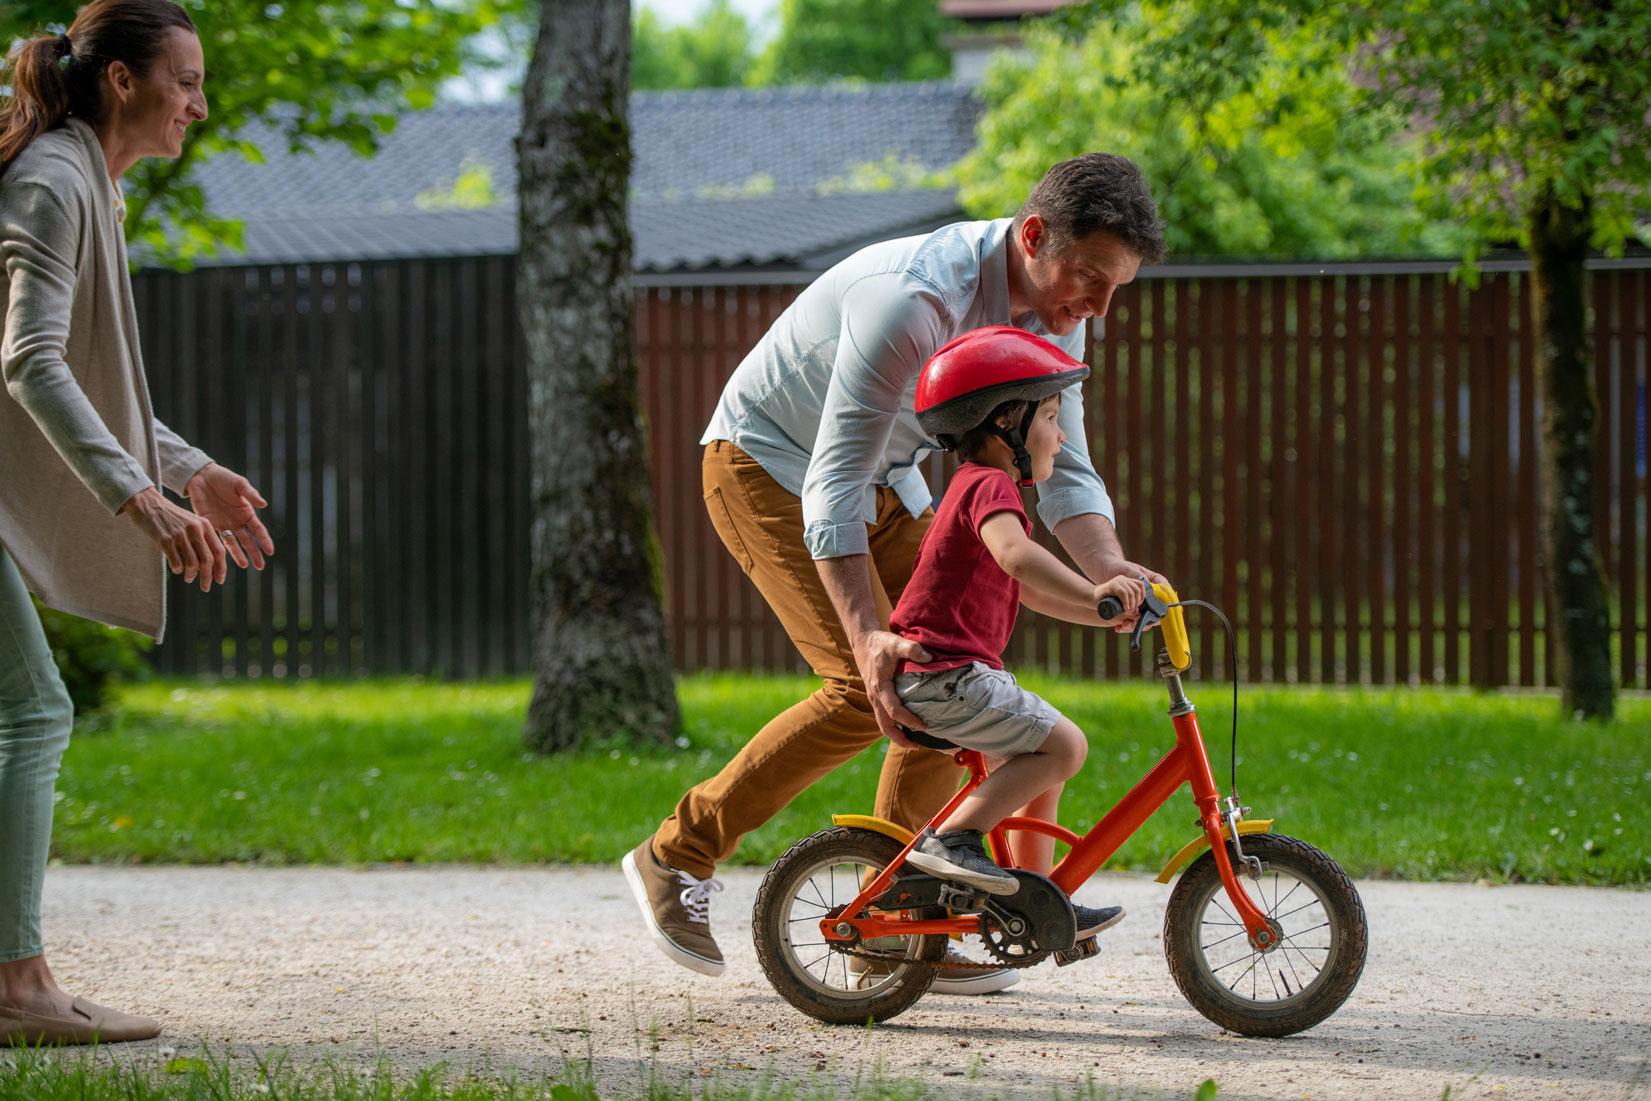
[
  {"xmin": 956, "ymin": 398, "xmax": 1031, "ymax": 463},
  {"xmin": 1013, "ymin": 153, "xmax": 1167, "ymax": 264}
]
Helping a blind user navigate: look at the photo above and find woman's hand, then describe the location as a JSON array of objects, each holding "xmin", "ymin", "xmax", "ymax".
[
  {"xmin": 184, "ymin": 463, "xmax": 275, "ymax": 570},
  {"xmin": 120, "ymin": 486, "xmax": 226, "ymax": 592}
]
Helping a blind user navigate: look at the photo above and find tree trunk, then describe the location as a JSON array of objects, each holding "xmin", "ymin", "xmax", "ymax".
[
  {"xmin": 517, "ymin": 0, "xmax": 679, "ymax": 751},
  {"xmin": 1528, "ymin": 189, "xmax": 1614, "ymax": 720}
]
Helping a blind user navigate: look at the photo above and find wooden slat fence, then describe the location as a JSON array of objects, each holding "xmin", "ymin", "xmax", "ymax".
[{"xmin": 133, "ymin": 258, "xmax": 1650, "ymax": 688}]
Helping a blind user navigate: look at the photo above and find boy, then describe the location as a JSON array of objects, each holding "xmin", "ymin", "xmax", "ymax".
[{"xmin": 890, "ymin": 326, "xmax": 1145, "ymax": 938}]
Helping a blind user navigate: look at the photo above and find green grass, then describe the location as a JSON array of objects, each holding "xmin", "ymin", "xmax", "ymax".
[
  {"xmin": 52, "ymin": 675, "xmax": 1651, "ymax": 884},
  {"xmin": 0, "ymin": 1048, "xmax": 1161, "ymax": 1101}
]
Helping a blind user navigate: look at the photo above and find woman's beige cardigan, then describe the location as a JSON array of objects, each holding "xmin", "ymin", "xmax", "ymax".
[{"xmin": 0, "ymin": 119, "xmax": 212, "ymax": 640}]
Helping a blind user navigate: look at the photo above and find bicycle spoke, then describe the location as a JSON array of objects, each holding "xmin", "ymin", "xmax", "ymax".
[
  {"xmin": 1268, "ymin": 878, "xmax": 1303, "ymax": 917},
  {"xmin": 1210, "ymin": 896, "xmax": 1242, "ymax": 926},
  {"xmin": 1211, "ymin": 950, "xmax": 1259, "ymax": 975},
  {"xmin": 1282, "ymin": 940, "xmax": 1323, "ymax": 978},
  {"xmin": 1280, "ymin": 920, "xmax": 1330, "ymax": 943},
  {"xmin": 1261, "ymin": 954, "xmax": 1281, "ymax": 1000},
  {"xmin": 1200, "ymin": 928, "xmax": 1250, "ymax": 951},
  {"xmin": 1280, "ymin": 940, "xmax": 1308, "ymax": 992},
  {"xmin": 1272, "ymin": 898, "xmax": 1325, "ymax": 924}
]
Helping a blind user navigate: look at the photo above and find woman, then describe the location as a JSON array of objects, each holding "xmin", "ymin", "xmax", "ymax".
[{"xmin": 0, "ymin": 0, "xmax": 274, "ymax": 1045}]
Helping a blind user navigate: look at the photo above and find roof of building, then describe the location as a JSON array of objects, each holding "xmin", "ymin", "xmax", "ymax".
[
  {"xmin": 938, "ymin": 0, "xmax": 1076, "ymax": 19},
  {"xmin": 182, "ymin": 81, "xmax": 984, "ymax": 274}
]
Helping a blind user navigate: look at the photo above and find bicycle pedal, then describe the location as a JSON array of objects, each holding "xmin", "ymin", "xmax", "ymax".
[{"xmin": 1054, "ymin": 936, "xmax": 1100, "ymax": 967}]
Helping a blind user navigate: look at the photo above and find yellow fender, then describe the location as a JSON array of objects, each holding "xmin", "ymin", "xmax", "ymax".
[
  {"xmin": 831, "ymin": 814, "xmax": 914, "ymax": 845},
  {"xmin": 1155, "ymin": 819, "xmax": 1274, "ymax": 883}
]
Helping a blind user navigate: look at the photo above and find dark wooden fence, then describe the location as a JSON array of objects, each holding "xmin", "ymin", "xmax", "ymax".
[{"xmin": 133, "ymin": 257, "xmax": 1650, "ymax": 689}]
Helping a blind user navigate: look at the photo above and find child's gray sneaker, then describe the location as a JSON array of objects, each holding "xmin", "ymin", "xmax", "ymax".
[
  {"xmin": 906, "ymin": 829, "xmax": 1019, "ymax": 896},
  {"xmin": 1073, "ymin": 903, "xmax": 1126, "ymax": 939}
]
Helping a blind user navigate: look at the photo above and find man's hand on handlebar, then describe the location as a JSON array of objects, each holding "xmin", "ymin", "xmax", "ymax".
[{"xmin": 853, "ymin": 629, "xmax": 932, "ymax": 750}]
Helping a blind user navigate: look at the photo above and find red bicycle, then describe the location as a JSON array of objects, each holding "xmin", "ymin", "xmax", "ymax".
[{"xmin": 753, "ymin": 584, "xmax": 1368, "ymax": 1035}]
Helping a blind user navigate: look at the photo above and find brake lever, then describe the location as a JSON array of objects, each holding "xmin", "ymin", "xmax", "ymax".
[{"xmin": 1128, "ymin": 589, "xmax": 1171, "ymax": 653}]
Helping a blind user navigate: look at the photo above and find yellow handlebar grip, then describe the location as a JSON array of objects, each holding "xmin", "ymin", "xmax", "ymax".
[{"xmin": 1153, "ymin": 582, "xmax": 1192, "ymax": 670}]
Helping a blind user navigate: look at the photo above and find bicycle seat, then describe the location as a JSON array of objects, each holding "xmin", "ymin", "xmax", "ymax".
[{"xmin": 899, "ymin": 725, "xmax": 959, "ymax": 751}]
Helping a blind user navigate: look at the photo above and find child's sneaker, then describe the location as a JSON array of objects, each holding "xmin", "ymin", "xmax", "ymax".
[
  {"xmin": 906, "ymin": 829, "xmax": 1019, "ymax": 895},
  {"xmin": 1072, "ymin": 903, "xmax": 1126, "ymax": 939}
]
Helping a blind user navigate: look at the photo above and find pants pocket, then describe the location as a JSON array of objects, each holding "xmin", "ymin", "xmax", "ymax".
[{"xmin": 703, "ymin": 486, "xmax": 755, "ymax": 574}]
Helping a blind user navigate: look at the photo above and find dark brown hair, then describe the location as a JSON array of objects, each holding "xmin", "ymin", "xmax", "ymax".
[
  {"xmin": 956, "ymin": 398, "xmax": 1032, "ymax": 463},
  {"xmin": 0, "ymin": 0, "xmax": 195, "ymax": 178},
  {"xmin": 1014, "ymin": 152, "xmax": 1167, "ymax": 264}
]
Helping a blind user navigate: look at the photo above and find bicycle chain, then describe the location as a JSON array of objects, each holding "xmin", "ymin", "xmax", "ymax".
[{"xmin": 827, "ymin": 924, "xmax": 1042, "ymax": 972}]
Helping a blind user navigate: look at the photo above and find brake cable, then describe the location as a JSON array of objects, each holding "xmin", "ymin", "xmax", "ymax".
[{"xmin": 1165, "ymin": 600, "xmax": 1241, "ymax": 803}]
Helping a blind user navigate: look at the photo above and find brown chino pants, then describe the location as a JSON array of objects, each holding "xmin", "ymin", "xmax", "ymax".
[{"xmin": 652, "ymin": 441, "xmax": 963, "ymax": 878}]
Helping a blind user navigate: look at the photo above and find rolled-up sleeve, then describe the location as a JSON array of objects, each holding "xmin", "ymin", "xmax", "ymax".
[
  {"xmin": 1035, "ymin": 325, "xmax": 1116, "ymax": 531},
  {"xmin": 801, "ymin": 276, "xmax": 949, "ymax": 559},
  {"xmin": 1, "ymin": 180, "xmax": 153, "ymax": 514}
]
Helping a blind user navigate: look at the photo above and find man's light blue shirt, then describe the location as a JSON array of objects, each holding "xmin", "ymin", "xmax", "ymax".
[{"xmin": 700, "ymin": 217, "xmax": 1116, "ymax": 560}]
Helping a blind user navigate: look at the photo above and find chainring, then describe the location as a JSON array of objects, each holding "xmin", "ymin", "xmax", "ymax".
[{"xmin": 977, "ymin": 869, "xmax": 1076, "ymax": 967}]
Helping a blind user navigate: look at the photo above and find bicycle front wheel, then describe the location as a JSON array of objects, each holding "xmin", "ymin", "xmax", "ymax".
[{"xmin": 1164, "ymin": 833, "xmax": 1367, "ymax": 1036}]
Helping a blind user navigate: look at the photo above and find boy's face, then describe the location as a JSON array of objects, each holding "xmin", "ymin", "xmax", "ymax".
[{"xmin": 1003, "ymin": 395, "xmax": 1066, "ymax": 482}]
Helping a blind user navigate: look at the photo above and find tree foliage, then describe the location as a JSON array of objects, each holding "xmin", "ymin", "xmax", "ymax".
[
  {"xmin": 3, "ymin": 0, "xmax": 504, "ymax": 263},
  {"xmin": 750, "ymin": 0, "xmax": 951, "ymax": 85},
  {"xmin": 632, "ymin": 0, "xmax": 753, "ymax": 90},
  {"xmin": 958, "ymin": 11, "xmax": 1466, "ymax": 259},
  {"xmin": 1056, "ymin": 0, "xmax": 1650, "ymax": 261},
  {"xmin": 1060, "ymin": 0, "xmax": 1649, "ymax": 718}
]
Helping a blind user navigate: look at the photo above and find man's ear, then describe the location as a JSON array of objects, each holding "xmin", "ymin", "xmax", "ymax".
[{"xmin": 1019, "ymin": 214, "xmax": 1047, "ymax": 259}]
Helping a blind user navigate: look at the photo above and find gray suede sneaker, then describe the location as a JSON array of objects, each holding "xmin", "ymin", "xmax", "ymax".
[
  {"xmin": 621, "ymin": 839, "xmax": 726, "ymax": 976},
  {"xmin": 905, "ymin": 829, "xmax": 1019, "ymax": 895}
]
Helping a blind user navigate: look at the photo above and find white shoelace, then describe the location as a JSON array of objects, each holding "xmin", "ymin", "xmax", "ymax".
[{"xmin": 676, "ymin": 872, "xmax": 723, "ymax": 925}]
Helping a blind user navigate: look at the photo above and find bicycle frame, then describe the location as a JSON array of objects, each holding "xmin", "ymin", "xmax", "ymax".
[{"xmin": 820, "ymin": 645, "xmax": 1278, "ymax": 951}]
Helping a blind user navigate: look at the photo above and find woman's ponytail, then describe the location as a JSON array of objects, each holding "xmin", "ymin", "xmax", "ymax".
[{"xmin": 0, "ymin": 35, "xmax": 75, "ymax": 178}]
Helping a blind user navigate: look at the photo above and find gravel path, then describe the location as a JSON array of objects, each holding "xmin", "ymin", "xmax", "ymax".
[{"xmin": 32, "ymin": 865, "xmax": 1651, "ymax": 1100}]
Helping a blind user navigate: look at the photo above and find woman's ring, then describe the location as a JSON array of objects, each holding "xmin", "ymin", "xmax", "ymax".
[{"xmin": 220, "ymin": 529, "xmax": 235, "ymax": 542}]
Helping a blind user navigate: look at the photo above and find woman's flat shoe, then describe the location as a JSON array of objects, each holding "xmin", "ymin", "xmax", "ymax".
[{"xmin": 0, "ymin": 996, "xmax": 161, "ymax": 1046}]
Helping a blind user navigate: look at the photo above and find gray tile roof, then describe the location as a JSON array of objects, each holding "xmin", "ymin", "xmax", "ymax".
[
  {"xmin": 183, "ymin": 81, "xmax": 982, "ymax": 273},
  {"xmin": 223, "ymin": 190, "xmax": 969, "ymax": 272}
]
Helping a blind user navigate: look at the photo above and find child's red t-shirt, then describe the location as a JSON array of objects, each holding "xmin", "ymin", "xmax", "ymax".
[{"xmin": 891, "ymin": 461, "xmax": 1030, "ymax": 674}]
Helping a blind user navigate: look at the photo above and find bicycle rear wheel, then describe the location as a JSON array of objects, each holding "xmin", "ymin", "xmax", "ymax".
[
  {"xmin": 1164, "ymin": 833, "xmax": 1367, "ymax": 1037},
  {"xmin": 752, "ymin": 827, "xmax": 946, "ymax": 1025}
]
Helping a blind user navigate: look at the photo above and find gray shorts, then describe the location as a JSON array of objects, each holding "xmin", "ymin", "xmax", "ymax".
[{"xmin": 893, "ymin": 662, "xmax": 1061, "ymax": 759}]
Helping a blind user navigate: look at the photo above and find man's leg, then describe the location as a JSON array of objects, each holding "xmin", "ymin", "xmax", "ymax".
[
  {"xmin": 864, "ymin": 492, "xmax": 966, "ymax": 836},
  {"xmin": 627, "ymin": 443, "xmax": 903, "ymax": 975},
  {"xmin": 653, "ymin": 443, "xmax": 892, "ymax": 876}
]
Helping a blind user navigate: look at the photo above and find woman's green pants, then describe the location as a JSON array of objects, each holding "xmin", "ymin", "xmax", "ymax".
[{"xmin": 0, "ymin": 545, "xmax": 74, "ymax": 962}]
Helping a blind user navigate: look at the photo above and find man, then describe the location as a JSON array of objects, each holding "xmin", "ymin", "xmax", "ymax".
[{"xmin": 623, "ymin": 153, "xmax": 1169, "ymax": 993}]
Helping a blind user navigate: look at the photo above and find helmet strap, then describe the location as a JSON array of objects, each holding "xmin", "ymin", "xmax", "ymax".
[{"xmin": 992, "ymin": 402, "xmax": 1040, "ymax": 487}]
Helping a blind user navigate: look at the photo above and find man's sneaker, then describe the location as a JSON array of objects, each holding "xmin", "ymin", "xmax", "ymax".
[
  {"xmin": 905, "ymin": 829, "xmax": 1019, "ymax": 896},
  {"xmin": 1073, "ymin": 903, "xmax": 1126, "ymax": 939},
  {"xmin": 848, "ymin": 944, "xmax": 1021, "ymax": 994},
  {"xmin": 621, "ymin": 839, "xmax": 726, "ymax": 976}
]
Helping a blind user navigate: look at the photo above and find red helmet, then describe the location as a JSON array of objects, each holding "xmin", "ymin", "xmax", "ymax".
[{"xmin": 916, "ymin": 326, "xmax": 1090, "ymax": 451}]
